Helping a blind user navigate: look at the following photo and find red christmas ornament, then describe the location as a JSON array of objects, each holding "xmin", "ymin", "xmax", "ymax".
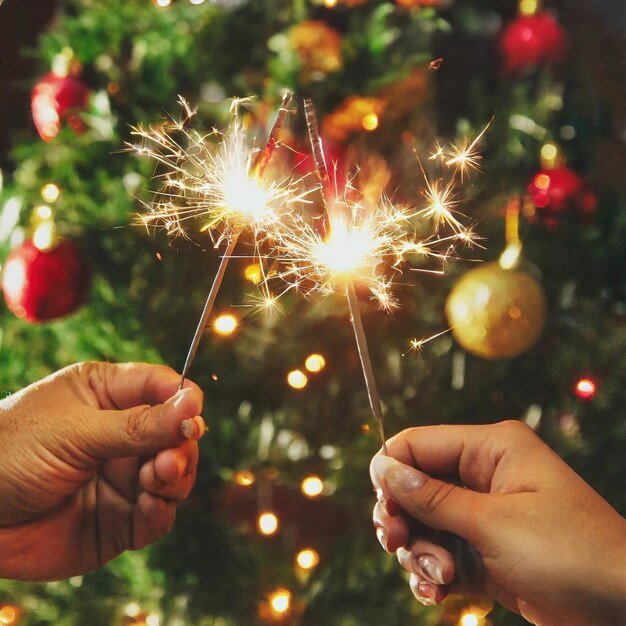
[
  {"xmin": 2, "ymin": 238, "xmax": 90, "ymax": 323},
  {"xmin": 499, "ymin": 12, "xmax": 566, "ymax": 74},
  {"xmin": 31, "ymin": 73, "xmax": 90, "ymax": 142},
  {"xmin": 527, "ymin": 165, "xmax": 583, "ymax": 225}
]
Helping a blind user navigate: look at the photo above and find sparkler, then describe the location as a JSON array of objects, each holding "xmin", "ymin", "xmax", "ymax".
[
  {"xmin": 270, "ymin": 99, "xmax": 487, "ymax": 452},
  {"xmin": 131, "ymin": 92, "xmax": 302, "ymax": 388}
]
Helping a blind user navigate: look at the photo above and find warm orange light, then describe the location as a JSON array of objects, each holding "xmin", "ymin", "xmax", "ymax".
[
  {"xmin": 324, "ymin": 0, "xmax": 338, "ymax": 6},
  {"xmin": 287, "ymin": 369, "xmax": 308, "ymax": 389},
  {"xmin": 41, "ymin": 183, "xmax": 60, "ymax": 203},
  {"xmin": 362, "ymin": 113, "xmax": 379, "ymax": 131},
  {"xmin": 213, "ymin": 314, "xmax": 238, "ymax": 336},
  {"xmin": 460, "ymin": 612, "xmax": 480, "ymax": 626},
  {"xmin": 301, "ymin": 475, "xmax": 324, "ymax": 498},
  {"xmin": 234, "ymin": 470, "xmax": 255, "ymax": 486},
  {"xmin": 244, "ymin": 263, "xmax": 262, "ymax": 284},
  {"xmin": 304, "ymin": 353, "xmax": 326, "ymax": 373},
  {"xmin": 0, "ymin": 606, "xmax": 19, "ymax": 626},
  {"xmin": 269, "ymin": 588, "xmax": 292, "ymax": 616},
  {"xmin": 535, "ymin": 174, "xmax": 551, "ymax": 190},
  {"xmin": 296, "ymin": 548, "xmax": 320, "ymax": 570},
  {"xmin": 258, "ymin": 512, "xmax": 279, "ymax": 535}
]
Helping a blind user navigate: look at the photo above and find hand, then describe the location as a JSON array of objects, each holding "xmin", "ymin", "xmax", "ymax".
[
  {"xmin": 0, "ymin": 361, "xmax": 205, "ymax": 582},
  {"xmin": 370, "ymin": 421, "xmax": 626, "ymax": 626}
]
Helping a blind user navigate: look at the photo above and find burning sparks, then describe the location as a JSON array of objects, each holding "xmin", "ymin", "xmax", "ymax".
[{"xmin": 130, "ymin": 96, "xmax": 307, "ymax": 245}]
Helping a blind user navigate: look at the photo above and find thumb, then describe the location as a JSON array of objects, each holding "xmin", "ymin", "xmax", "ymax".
[
  {"xmin": 370, "ymin": 454, "xmax": 485, "ymax": 544},
  {"xmin": 86, "ymin": 387, "xmax": 204, "ymax": 458}
]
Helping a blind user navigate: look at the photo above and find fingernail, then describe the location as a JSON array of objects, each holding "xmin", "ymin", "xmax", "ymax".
[
  {"xmin": 417, "ymin": 582, "xmax": 436, "ymax": 606},
  {"xmin": 170, "ymin": 387, "xmax": 203, "ymax": 415},
  {"xmin": 417, "ymin": 554, "xmax": 445, "ymax": 585},
  {"xmin": 409, "ymin": 574, "xmax": 437, "ymax": 607},
  {"xmin": 181, "ymin": 416, "xmax": 206, "ymax": 440},
  {"xmin": 376, "ymin": 527, "xmax": 388, "ymax": 551},
  {"xmin": 371, "ymin": 455, "xmax": 426, "ymax": 494}
]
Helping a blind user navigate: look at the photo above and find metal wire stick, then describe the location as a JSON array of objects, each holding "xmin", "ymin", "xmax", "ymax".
[
  {"xmin": 179, "ymin": 232, "xmax": 241, "ymax": 389},
  {"xmin": 345, "ymin": 279, "xmax": 388, "ymax": 455}
]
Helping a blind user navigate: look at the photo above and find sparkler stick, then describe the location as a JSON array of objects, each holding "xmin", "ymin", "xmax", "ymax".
[
  {"xmin": 177, "ymin": 92, "xmax": 294, "ymax": 389},
  {"xmin": 178, "ymin": 232, "xmax": 240, "ymax": 388},
  {"xmin": 345, "ymin": 280, "xmax": 388, "ymax": 455},
  {"xmin": 303, "ymin": 98, "xmax": 388, "ymax": 454}
]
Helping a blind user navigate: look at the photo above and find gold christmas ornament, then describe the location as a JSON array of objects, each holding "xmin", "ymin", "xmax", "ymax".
[{"xmin": 445, "ymin": 199, "xmax": 546, "ymax": 360}]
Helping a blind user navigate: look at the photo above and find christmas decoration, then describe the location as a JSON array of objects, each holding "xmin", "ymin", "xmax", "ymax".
[
  {"xmin": 321, "ymin": 95, "xmax": 385, "ymax": 142},
  {"xmin": 288, "ymin": 20, "xmax": 343, "ymax": 81},
  {"xmin": 499, "ymin": 5, "xmax": 566, "ymax": 74},
  {"xmin": 446, "ymin": 204, "xmax": 547, "ymax": 360},
  {"xmin": 2, "ymin": 237, "xmax": 90, "ymax": 323},
  {"xmin": 31, "ymin": 72, "xmax": 90, "ymax": 141},
  {"xmin": 527, "ymin": 165, "xmax": 584, "ymax": 223},
  {"xmin": 575, "ymin": 377, "xmax": 597, "ymax": 400},
  {"xmin": 2, "ymin": 1, "xmax": 625, "ymax": 625},
  {"xmin": 445, "ymin": 261, "xmax": 546, "ymax": 359}
]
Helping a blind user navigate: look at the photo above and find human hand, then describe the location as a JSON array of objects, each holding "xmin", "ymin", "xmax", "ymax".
[
  {"xmin": 0, "ymin": 361, "xmax": 205, "ymax": 582},
  {"xmin": 370, "ymin": 421, "xmax": 626, "ymax": 626}
]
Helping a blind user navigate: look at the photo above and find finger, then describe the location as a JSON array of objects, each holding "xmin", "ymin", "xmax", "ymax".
[
  {"xmin": 408, "ymin": 573, "xmax": 448, "ymax": 606},
  {"xmin": 381, "ymin": 422, "xmax": 539, "ymax": 493},
  {"xmin": 133, "ymin": 492, "xmax": 176, "ymax": 550},
  {"xmin": 371, "ymin": 454, "xmax": 487, "ymax": 543},
  {"xmin": 397, "ymin": 538, "xmax": 455, "ymax": 585},
  {"xmin": 139, "ymin": 442, "xmax": 199, "ymax": 502},
  {"xmin": 373, "ymin": 499, "xmax": 410, "ymax": 552},
  {"xmin": 79, "ymin": 361, "xmax": 203, "ymax": 411},
  {"xmin": 87, "ymin": 387, "xmax": 204, "ymax": 458}
]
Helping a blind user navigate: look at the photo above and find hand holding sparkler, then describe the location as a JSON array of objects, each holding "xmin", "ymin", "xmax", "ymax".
[{"xmin": 131, "ymin": 92, "xmax": 305, "ymax": 427}]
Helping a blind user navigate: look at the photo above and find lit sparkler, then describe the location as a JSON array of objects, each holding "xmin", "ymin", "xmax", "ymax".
[
  {"xmin": 131, "ymin": 92, "xmax": 304, "ymax": 387},
  {"xmin": 270, "ymin": 100, "xmax": 488, "ymax": 451}
]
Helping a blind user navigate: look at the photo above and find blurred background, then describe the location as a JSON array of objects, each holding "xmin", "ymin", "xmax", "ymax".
[{"xmin": 0, "ymin": 1, "xmax": 625, "ymax": 625}]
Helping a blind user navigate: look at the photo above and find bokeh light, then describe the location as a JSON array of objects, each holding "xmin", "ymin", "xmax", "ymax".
[
  {"xmin": 575, "ymin": 377, "xmax": 596, "ymax": 400},
  {"xmin": 258, "ymin": 512, "xmax": 279, "ymax": 535},
  {"xmin": 287, "ymin": 369, "xmax": 308, "ymax": 389},
  {"xmin": 301, "ymin": 475, "xmax": 323, "ymax": 498},
  {"xmin": 304, "ymin": 353, "xmax": 326, "ymax": 373},
  {"xmin": 296, "ymin": 548, "xmax": 320, "ymax": 570},
  {"xmin": 213, "ymin": 313, "xmax": 238, "ymax": 336}
]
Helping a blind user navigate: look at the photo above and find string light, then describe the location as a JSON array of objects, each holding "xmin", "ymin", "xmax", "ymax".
[
  {"xmin": 268, "ymin": 589, "xmax": 292, "ymax": 618},
  {"xmin": 0, "ymin": 606, "xmax": 20, "ymax": 626},
  {"xmin": 287, "ymin": 369, "xmax": 308, "ymax": 389},
  {"xmin": 575, "ymin": 378, "xmax": 596, "ymax": 400},
  {"xmin": 40, "ymin": 183, "xmax": 60, "ymax": 203},
  {"xmin": 213, "ymin": 313, "xmax": 238, "ymax": 336},
  {"xmin": 153, "ymin": 0, "xmax": 171, "ymax": 7},
  {"xmin": 296, "ymin": 548, "xmax": 320, "ymax": 570},
  {"xmin": 459, "ymin": 612, "xmax": 480, "ymax": 626},
  {"xmin": 304, "ymin": 353, "xmax": 326, "ymax": 373},
  {"xmin": 258, "ymin": 512, "xmax": 279, "ymax": 535},
  {"xmin": 361, "ymin": 113, "xmax": 379, "ymax": 131},
  {"xmin": 244, "ymin": 263, "xmax": 262, "ymax": 284},
  {"xmin": 301, "ymin": 475, "xmax": 324, "ymax": 498},
  {"xmin": 234, "ymin": 470, "xmax": 255, "ymax": 486}
]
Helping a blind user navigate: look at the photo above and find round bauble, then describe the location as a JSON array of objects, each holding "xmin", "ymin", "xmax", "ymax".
[
  {"xmin": 445, "ymin": 262, "xmax": 546, "ymax": 359},
  {"xmin": 31, "ymin": 73, "xmax": 90, "ymax": 142},
  {"xmin": 499, "ymin": 11, "xmax": 566, "ymax": 74},
  {"xmin": 527, "ymin": 165, "xmax": 583, "ymax": 226},
  {"xmin": 2, "ymin": 238, "xmax": 90, "ymax": 323}
]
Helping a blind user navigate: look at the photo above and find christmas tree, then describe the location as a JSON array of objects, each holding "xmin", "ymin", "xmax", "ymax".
[{"xmin": 1, "ymin": 1, "xmax": 625, "ymax": 625}]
